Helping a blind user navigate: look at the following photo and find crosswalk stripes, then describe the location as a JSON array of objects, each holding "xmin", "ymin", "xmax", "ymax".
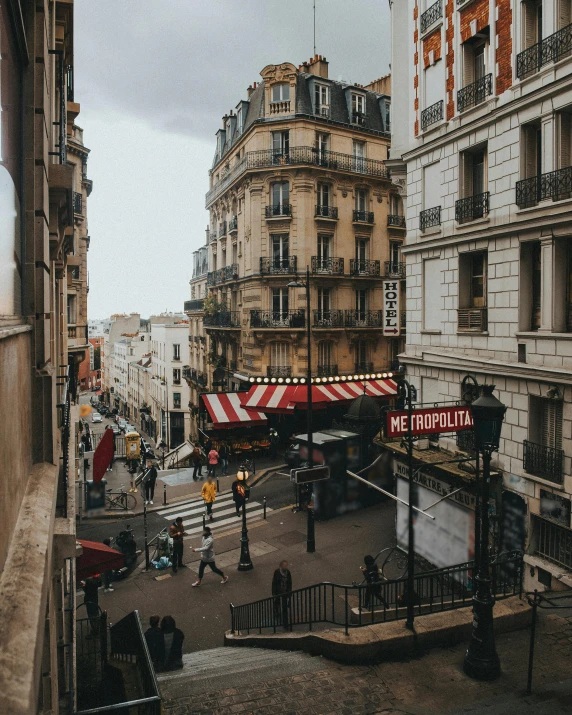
[{"xmin": 157, "ymin": 492, "xmax": 272, "ymax": 536}]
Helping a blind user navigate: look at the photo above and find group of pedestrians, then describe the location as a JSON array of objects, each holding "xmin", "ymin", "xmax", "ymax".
[
  {"xmin": 144, "ymin": 615, "xmax": 185, "ymax": 671},
  {"xmin": 190, "ymin": 440, "xmax": 230, "ymax": 481}
]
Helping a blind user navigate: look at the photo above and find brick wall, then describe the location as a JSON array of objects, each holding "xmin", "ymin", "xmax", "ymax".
[
  {"xmin": 496, "ymin": 0, "xmax": 513, "ymax": 94},
  {"xmin": 445, "ymin": 0, "xmax": 454, "ymax": 120},
  {"xmin": 459, "ymin": 0, "xmax": 489, "ymax": 42},
  {"xmin": 423, "ymin": 27, "xmax": 442, "ymax": 68}
]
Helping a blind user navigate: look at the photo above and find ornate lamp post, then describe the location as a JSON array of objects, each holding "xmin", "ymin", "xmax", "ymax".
[
  {"xmin": 237, "ymin": 465, "xmax": 253, "ymax": 571},
  {"xmin": 463, "ymin": 384, "xmax": 506, "ymax": 681}
]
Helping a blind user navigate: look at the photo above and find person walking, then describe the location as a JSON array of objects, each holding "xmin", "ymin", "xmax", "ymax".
[
  {"xmin": 191, "ymin": 446, "xmax": 203, "ymax": 480},
  {"xmin": 201, "ymin": 474, "xmax": 216, "ymax": 521},
  {"xmin": 360, "ymin": 554, "xmax": 386, "ymax": 609},
  {"xmin": 144, "ymin": 460, "xmax": 158, "ymax": 505},
  {"xmin": 144, "ymin": 615, "xmax": 164, "ymax": 669},
  {"xmin": 272, "ymin": 560, "xmax": 292, "ymax": 630},
  {"xmin": 232, "ymin": 466, "xmax": 250, "ymax": 517},
  {"xmin": 219, "ymin": 441, "xmax": 229, "ymax": 476},
  {"xmin": 169, "ymin": 517, "xmax": 188, "ymax": 573},
  {"xmin": 207, "ymin": 446, "xmax": 219, "ymax": 479},
  {"xmin": 191, "ymin": 527, "xmax": 229, "ymax": 587},
  {"xmin": 160, "ymin": 616, "xmax": 185, "ymax": 671}
]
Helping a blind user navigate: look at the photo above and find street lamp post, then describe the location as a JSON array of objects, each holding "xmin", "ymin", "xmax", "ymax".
[
  {"xmin": 237, "ymin": 466, "xmax": 253, "ymax": 571},
  {"xmin": 463, "ymin": 384, "xmax": 506, "ymax": 681},
  {"xmin": 288, "ymin": 267, "xmax": 315, "ymax": 553},
  {"xmin": 461, "ymin": 375, "xmax": 481, "ymax": 570}
]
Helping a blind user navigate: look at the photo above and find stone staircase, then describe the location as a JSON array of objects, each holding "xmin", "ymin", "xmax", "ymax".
[{"xmin": 157, "ymin": 646, "xmax": 325, "ymax": 701}]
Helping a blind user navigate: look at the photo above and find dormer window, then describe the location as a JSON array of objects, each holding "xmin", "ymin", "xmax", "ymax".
[
  {"xmin": 272, "ymin": 84, "xmax": 290, "ymax": 103},
  {"xmin": 352, "ymin": 93, "xmax": 366, "ymax": 124},
  {"xmin": 236, "ymin": 107, "xmax": 243, "ymax": 134},
  {"xmin": 315, "ymin": 84, "xmax": 330, "ymax": 116}
]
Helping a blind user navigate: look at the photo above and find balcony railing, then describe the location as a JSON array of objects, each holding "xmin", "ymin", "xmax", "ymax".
[
  {"xmin": 421, "ymin": 99, "xmax": 444, "ymax": 130},
  {"xmin": 352, "ymin": 112, "xmax": 367, "ymax": 126},
  {"xmin": 265, "ymin": 203, "xmax": 292, "ymax": 218},
  {"xmin": 455, "ymin": 191, "xmax": 489, "ymax": 223},
  {"xmin": 317, "ymin": 364, "xmax": 338, "ymax": 377},
  {"xmin": 269, "ymin": 100, "xmax": 291, "ymax": 115},
  {"xmin": 384, "ymin": 261, "xmax": 406, "ymax": 278},
  {"xmin": 311, "ymin": 257, "xmax": 344, "ymax": 275},
  {"xmin": 533, "ymin": 516, "xmax": 572, "ymax": 569},
  {"xmin": 229, "ymin": 216, "xmax": 238, "ymax": 232},
  {"xmin": 68, "ymin": 324, "xmax": 88, "ymax": 342},
  {"xmin": 457, "ymin": 73, "xmax": 492, "ymax": 112},
  {"xmin": 420, "ymin": 0, "xmax": 442, "ymax": 34},
  {"xmin": 73, "ymin": 191, "xmax": 83, "ymax": 214},
  {"xmin": 523, "ymin": 440, "xmax": 564, "ymax": 483},
  {"xmin": 353, "ymin": 209, "xmax": 374, "ymax": 223},
  {"xmin": 387, "ymin": 214, "xmax": 406, "ymax": 228},
  {"xmin": 345, "ymin": 310, "xmax": 383, "ymax": 328},
  {"xmin": 267, "ymin": 366, "xmax": 292, "ymax": 378},
  {"xmin": 206, "ymin": 146, "xmax": 389, "ymax": 207},
  {"xmin": 350, "ymin": 259, "xmax": 380, "ymax": 276},
  {"xmin": 260, "ymin": 256, "xmax": 297, "ymax": 274},
  {"xmin": 516, "ymin": 166, "xmax": 572, "ymax": 208},
  {"xmin": 457, "ymin": 307, "xmax": 487, "ymax": 332},
  {"xmin": 203, "ymin": 311, "xmax": 241, "ymax": 328},
  {"xmin": 420, "ymin": 205, "xmax": 441, "ymax": 230},
  {"xmin": 250, "ymin": 310, "xmax": 305, "ymax": 329},
  {"xmin": 355, "ymin": 362, "xmax": 374, "ymax": 373},
  {"xmin": 517, "ymin": 22, "xmax": 572, "ymax": 79},
  {"xmin": 209, "ymin": 231, "xmax": 217, "ymax": 242},
  {"xmin": 219, "ymin": 221, "xmax": 227, "ymax": 237},
  {"xmin": 184, "ymin": 299, "xmax": 204, "ymax": 313},
  {"xmin": 315, "ymin": 205, "xmax": 339, "ymax": 219},
  {"xmin": 313, "ymin": 309, "xmax": 344, "ymax": 328},
  {"xmin": 223, "ymin": 263, "xmax": 239, "ymax": 281}
]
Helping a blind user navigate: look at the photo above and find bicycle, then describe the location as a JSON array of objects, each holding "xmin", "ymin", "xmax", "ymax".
[{"xmin": 105, "ymin": 485, "xmax": 137, "ymax": 511}]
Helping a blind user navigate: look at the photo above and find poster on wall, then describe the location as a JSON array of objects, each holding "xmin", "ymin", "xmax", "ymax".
[{"xmin": 383, "ymin": 280, "xmax": 401, "ymax": 336}]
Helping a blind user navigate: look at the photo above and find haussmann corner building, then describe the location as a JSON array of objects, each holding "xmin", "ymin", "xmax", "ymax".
[
  {"xmin": 388, "ymin": 0, "xmax": 572, "ymax": 591},
  {"xmin": 186, "ymin": 55, "xmax": 406, "ymax": 434}
]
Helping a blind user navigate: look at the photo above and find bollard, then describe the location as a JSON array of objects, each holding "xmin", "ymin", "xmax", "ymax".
[
  {"xmin": 263, "ymin": 496, "xmax": 267, "ymax": 520},
  {"xmin": 202, "ymin": 511, "xmax": 206, "ymax": 530},
  {"xmin": 217, "ymin": 477, "xmax": 220, "ymax": 492},
  {"xmin": 144, "ymin": 502, "xmax": 150, "ymax": 570},
  {"xmin": 163, "ymin": 483, "xmax": 167, "ymax": 506}
]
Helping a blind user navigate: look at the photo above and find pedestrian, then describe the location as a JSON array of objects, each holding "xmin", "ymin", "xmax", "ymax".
[
  {"xmin": 205, "ymin": 437, "xmax": 213, "ymax": 454},
  {"xmin": 269, "ymin": 428, "xmax": 279, "ymax": 460},
  {"xmin": 82, "ymin": 575, "xmax": 101, "ymax": 635},
  {"xmin": 272, "ymin": 560, "xmax": 292, "ymax": 630},
  {"xmin": 360, "ymin": 554, "xmax": 386, "ymax": 609},
  {"xmin": 191, "ymin": 446, "xmax": 203, "ymax": 480},
  {"xmin": 191, "ymin": 526, "xmax": 229, "ymax": 586},
  {"xmin": 207, "ymin": 446, "xmax": 219, "ymax": 479},
  {"xmin": 160, "ymin": 616, "xmax": 185, "ymax": 671},
  {"xmin": 144, "ymin": 615, "xmax": 165, "ymax": 669},
  {"xmin": 232, "ymin": 466, "xmax": 250, "ymax": 517},
  {"xmin": 144, "ymin": 460, "xmax": 158, "ymax": 505},
  {"xmin": 219, "ymin": 441, "xmax": 229, "ymax": 476},
  {"xmin": 201, "ymin": 473, "xmax": 216, "ymax": 521},
  {"xmin": 102, "ymin": 538, "xmax": 115, "ymax": 592},
  {"xmin": 169, "ymin": 517, "xmax": 188, "ymax": 573}
]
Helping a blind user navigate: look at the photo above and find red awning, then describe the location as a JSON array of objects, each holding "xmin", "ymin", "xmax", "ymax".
[
  {"xmin": 201, "ymin": 392, "xmax": 267, "ymax": 429},
  {"xmin": 76, "ymin": 539, "xmax": 125, "ymax": 580},
  {"xmin": 240, "ymin": 378, "xmax": 398, "ymax": 414}
]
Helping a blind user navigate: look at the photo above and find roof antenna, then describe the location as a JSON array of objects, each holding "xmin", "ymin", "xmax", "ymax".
[{"xmin": 313, "ymin": 0, "xmax": 316, "ymax": 56}]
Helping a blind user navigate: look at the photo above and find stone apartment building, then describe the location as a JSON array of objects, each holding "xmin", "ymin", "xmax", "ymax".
[
  {"xmin": 101, "ymin": 313, "xmax": 141, "ymax": 406},
  {"xmin": 185, "ymin": 244, "xmax": 209, "ymax": 438},
  {"xmin": 112, "ymin": 330, "xmax": 151, "ymax": 416},
  {"xmin": 0, "ymin": 1, "xmax": 88, "ymax": 712},
  {"xmin": 127, "ymin": 355, "xmax": 152, "ymax": 432},
  {"xmin": 185, "ymin": 55, "xmax": 404, "ymax": 431},
  {"xmin": 78, "ymin": 336, "xmax": 103, "ymax": 391},
  {"xmin": 390, "ymin": 0, "xmax": 572, "ymax": 591}
]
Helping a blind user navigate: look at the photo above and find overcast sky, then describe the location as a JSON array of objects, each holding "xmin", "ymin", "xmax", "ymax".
[{"xmin": 75, "ymin": 0, "xmax": 391, "ymax": 319}]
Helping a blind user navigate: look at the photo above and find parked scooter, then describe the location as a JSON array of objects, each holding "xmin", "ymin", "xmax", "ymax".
[{"xmin": 110, "ymin": 523, "xmax": 138, "ymax": 576}]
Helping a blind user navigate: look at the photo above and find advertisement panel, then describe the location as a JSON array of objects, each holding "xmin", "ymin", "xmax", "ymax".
[{"xmin": 386, "ymin": 405, "xmax": 473, "ymax": 438}]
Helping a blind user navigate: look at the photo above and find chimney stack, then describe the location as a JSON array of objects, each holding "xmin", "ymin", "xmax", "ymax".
[
  {"xmin": 247, "ymin": 84, "xmax": 255, "ymax": 97},
  {"xmin": 307, "ymin": 54, "xmax": 328, "ymax": 79}
]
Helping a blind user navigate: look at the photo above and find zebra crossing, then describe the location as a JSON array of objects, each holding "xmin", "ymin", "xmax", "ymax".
[{"xmin": 157, "ymin": 492, "xmax": 271, "ymax": 536}]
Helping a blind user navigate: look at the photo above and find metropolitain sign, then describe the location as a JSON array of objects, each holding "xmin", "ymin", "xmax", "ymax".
[{"xmin": 386, "ymin": 406, "xmax": 473, "ymax": 438}]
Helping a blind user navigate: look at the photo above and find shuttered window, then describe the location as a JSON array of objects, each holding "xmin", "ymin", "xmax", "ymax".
[
  {"xmin": 523, "ymin": 123, "xmax": 542, "ymax": 178},
  {"xmin": 317, "ymin": 287, "xmax": 331, "ymax": 313},
  {"xmin": 318, "ymin": 341, "xmax": 333, "ymax": 367},
  {"xmin": 270, "ymin": 342, "xmax": 289, "ymax": 367},
  {"xmin": 560, "ymin": 0, "xmax": 572, "ymax": 29},
  {"xmin": 530, "ymin": 396, "xmax": 563, "ymax": 449},
  {"xmin": 523, "ymin": 0, "xmax": 542, "ymax": 50},
  {"xmin": 461, "ymin": 148, "xmax": 487, "ymax": 197},
  {"xmin": 558, "ymin": 112, "xmax": 572, "ymax": 169},
  {"xmin": 531, "ymin": 242, "xmax": 542, "ymax": 330}
]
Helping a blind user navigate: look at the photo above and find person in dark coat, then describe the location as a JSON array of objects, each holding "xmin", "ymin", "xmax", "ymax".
[
  {"xmin": 144, "ymin": 460, "xmax": 158, "ymax": 505},
  {"xmin": 144, "ymin": 615, "xmax": 164, "ymax": 669},
  {"xmin": 360, "ymin": 554, "xmax": 386, "ymax": 609},
  {"xmin": 160, "ymin": 615, "xmax": 184, "ymax": 670},
  {"xmin": 231, "ymin": 467, "xmax": 250, "ymax": 517},
  {"xmin": 272, "ymin": 560, "xmax": 293, "ymax": 629},
  {"xmin": 191, "ymin": 447, "xmax": 203, "ymax": 480},
  {"xmin": 82, "ymin": 576, "xmax": 101, "ymax": 634}
]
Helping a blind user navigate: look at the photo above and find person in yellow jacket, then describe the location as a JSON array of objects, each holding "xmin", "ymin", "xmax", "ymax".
[{"xmin": 201, "ymin": 474, "xmax": 217, "ymax": 521}]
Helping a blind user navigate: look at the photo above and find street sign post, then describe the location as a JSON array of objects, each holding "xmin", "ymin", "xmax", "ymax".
[{"xmin": 291, "ymin": 466, "xmax": 330, "ymax": 484}]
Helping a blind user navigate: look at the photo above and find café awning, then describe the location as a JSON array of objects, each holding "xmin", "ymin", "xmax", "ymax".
[
  {"xmin": 201, "ymin": 392, "xmax": 268, "ymax": 429},
  {"xmin": 76, "ymin": 540, "xmax": 125, "ymax": 580}
]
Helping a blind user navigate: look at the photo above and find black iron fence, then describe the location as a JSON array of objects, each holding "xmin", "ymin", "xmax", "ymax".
[
  {"xmin": 250, "ymin": 310, "xmax": 305, "ymax": 329},
  {"xmin": 355, "ymin": 362, "xmax": 374, "ymax": 373},
  {"xmin": 455, "ymin": 191, "xmax": 490, "ymax": 223},
  {"xmin": 317, "ymin": 364, "xmax": 338, "ymax": 377},
  {"xmin": 421, "ymin": 99, "xmax": 444, "ymax": 130},
  {"xmin": 516, "ymin": 166, "xmax": 572, "ymax": 208},
  {"xmin": 76, "ymin": 609, "xmax": 108, "ymax": 712},
  {"xmin": 230, "ymin": 555, "xmax": 523, "ymax": 636},
  {"xmin": 353, "ymin": 209, "xmax": 375, "ymax": 223},
  {"xmin": 267, "ymin": 366, "xmax": 292, "ymax": 378},
  {"xmin": 219, "ymin": 221, "xmax": 227, "ymax": 237},
  {"xmin": 184, "ymin": 299, "xmax": 204, "ymax": 313},
  {"xmin": 313, "ymin": 309, "xmax": 344, "ymax": 328},
  {"xmin": 204, "ymin": 311, "xmax": 241, "ymax": 328},
  {"xmin": 387, "ymin": 214, "xmax": 406, "ymax": 228},
  {"xmin": 457, "ymin": 73, "xmax": 493, "ymax": 112},
  {"xmin": 315, "ymin": 205, "xmax": 339, "ymax": 219},
  {"xmin": 260, "ymin": 256, "xmax": 297, "ymax": 274},
  {"xmin": 350, "ymin": 259, "xmax": 380, "ymax": 276},
  {"xmin": 384, "ymin": 261, "xmax": 406, "ymax": 278},
  {"xmin": 533, "ymin": 516, "xmax": 572, "ymax": 569},
  {"xmin": 265, "ymin": 203, "xmax": 292, "ymax": 218},
  {"xmin": 523, "ymin": 440, "xmax": 564, "ymax": 483},
  {"xmin": 420, "ymin": 0, "xmax": 442, "ymax": 34},
  {"xmin": 229, "ymin": 216, "xmax": 238, "ymax": 231},
  {"xmin": 90, "ymin": 430, "xmax": 127, "ymax": 458},
  {"xmin": 345, "ymin": 310, "xmax": 383, "ymax": 327},
  {"xmin": 517, "ymin": 22, "xmax": 572, "ymax": 79},
  {"xmin": 311, "ymin": 256, "xmax": 344, "ymax": 274},
  {"xmin": 420, "ymin": 205, "xmax": 441, "ymax": 230}
]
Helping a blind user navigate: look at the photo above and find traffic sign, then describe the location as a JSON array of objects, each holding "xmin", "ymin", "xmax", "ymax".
[{"xmin": 291, "ymin": 466, "xmax": 331, "ymax": 484}]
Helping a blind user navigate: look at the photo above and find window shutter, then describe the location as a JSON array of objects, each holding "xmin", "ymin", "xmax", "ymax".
[
  {"xmin": 463, "ymin": 153, "xmax": 474, "ymax": 197},
  {"xmin": 463, "ymin": 43, "xmax": 474, "ymax": 88},
  {"xmin": 560, "ymin": 0, "xmax": 571, "ymax": 29},
  {"xmin": 524, "ymin": 1, "xmax": 538, "ymax": 49},
  {"xmin": 524, "ymin": 125, "xmax": 539, "ymax": 178},
  {"xmin": 540, "ymin": 400, "xmax": 563, "ymax": 449},
  {"xmin": 559, "ymin": 113, "xmax": 571, "ymax": 169}
]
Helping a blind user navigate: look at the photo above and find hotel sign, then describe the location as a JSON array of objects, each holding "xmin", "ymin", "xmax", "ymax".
[
  {"xmin": 383, "ymin": 280, "xmax": 401, "ymax": 336},
  {"xmin": 386, "ymin": 405, "xmax": 473, "ymax": 438}
]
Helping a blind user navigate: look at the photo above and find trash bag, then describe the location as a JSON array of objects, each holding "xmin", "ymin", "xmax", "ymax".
[{"xmin": 152, "ymin": 556, "xmax": 171, "ymax": 570}]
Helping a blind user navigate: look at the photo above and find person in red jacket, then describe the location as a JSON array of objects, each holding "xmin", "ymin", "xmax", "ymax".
[{"xmin": 207, "ymin": 447, "xmax": 219, "ymax": 479}]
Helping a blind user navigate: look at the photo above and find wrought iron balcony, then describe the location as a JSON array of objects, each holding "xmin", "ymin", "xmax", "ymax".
[
  {"xmin": 219, "ymin": 221, "xmax": 227, "ymax": 237},
  {"xmin": 267, "ymin": 366, "xmax": 292, "ymax": 378},
  {"xmin": 208, "ymin": 353, "xmax": 227, "ymax": 369},
  {"xmin": 311, "ymin": 257, "xmax": 344, "ymax": 275},
  {"xmin": 229, "ymin": 216, "xmax": 238, "ymax": 232},
  {"xmin": 203, "ymin": 311, "xmax": 241, "ymax": 328},
  {"xmin": 517, "ymin": 22, "xmax": 572, "ymax": 79},
  {"xmin": 223, "ymin": 264, "xmax": 239, "ymax": 281},
  {"xmin": 421, "ymin": 100, "xmax": 444, "ymax": 130},
  {"xmin": 265, "ymin": 203, "xmax": 292, "ymax": 218},
  {"xmin": 344, "ymin": 310, "xmax": 383, "ymax": 328},
  {"xmin": 420, "ymin": 205, "xmax": 441, "ymax": 230},
  {"xmin": 524, "ymin": 440, "xmax": 564, "ymax": 483},
  {"xmin": 354, "ymin": 362, "xmax": 374, "ymax": 373},
  {"xmin": 349, "ymin": 259, "xmax": 380, "ymax": 276},
  {"xmin": 353, "ymin": 210, "xmax": 374, "ymax": 223},
  {"xmin": 384, "ymin": 261, "xmax": 406, "ymax": 278},
  {"xmin": 420, "ymin": 0, "xmax": 442, "ymax": 34},
  {"xmin": 387, "ymin": 214, "xmax": 406, "ymax": 228},
  {"xmin": 457, "ymin": 73, "xmax": 492, "ymax": 113},
  {"xmin": 183, "ymin": 366, "xmax": 192, "ymax": 381},
  {"xmin": 313, "ymin": 309, "xmax": 344, "ymax": 328},
  {"xmin": 207, "ymin": 271, "xmax": 217, "ymax": 286},
  {"xmin": 455, "ymin": 191, "xmax": 489, "ymax": 223},
  {"xmin": 533, "ymin": 516, "xmax": 572, "ymax": 569},
  {"xmin": 73, "ymin": 191, "xmax": 83, "ymax": 214},
  {"xmin": 250, "ymin": 309, "xmax": 305, "ymax": 329},
  {"xmin": 209, "ymin": 231, "xmax": 217, "ymax": 242},
  {"xmin": 184, "ymin": 299, "xmax": 204, "ymax": 313},
  {"xmin": 457, "ymin": 308, "xmax": 488, "ymax": 332},
  {"xmin": 516, "ymin": 166, "xmax": 572, "ymax": 208},
  {"xmin": 317, "ymin": 364, "xmax": 338, "ymax": 377},
  {"xmin": 315, "ymin": 205, "xmax": 339, "ymax": 219},
  {"xmin": 260, "ymin": 256, "xmax": 297, "ymax": 274}
]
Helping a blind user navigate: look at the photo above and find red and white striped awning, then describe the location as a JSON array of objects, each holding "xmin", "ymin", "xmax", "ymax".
[
  {"xmin": 201, "ymin": 392, "xmax": 267, "ymax": 429},
  {"xmin": 240, "ymin": 379, "xmax": 398, "ymax": 414}
]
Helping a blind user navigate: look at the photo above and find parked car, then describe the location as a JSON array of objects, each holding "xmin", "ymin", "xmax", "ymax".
[
  {"xmin": 125, "ymin": 424, "xmax": 136, "ymax": 434},
  {"xmin": 92, "ymin": 413, "xmax": 102, "ymax": 424},
  {"xmin": 91, "ymin": 385, "xmax": 99, "ymax": 392},
  {"xmin": 111, "ymin": 424, "xmax": 121, "ymax": 436},
  {"xmin": 118, "ymin": 418, "xmax": 127, "ymax": 432}
]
